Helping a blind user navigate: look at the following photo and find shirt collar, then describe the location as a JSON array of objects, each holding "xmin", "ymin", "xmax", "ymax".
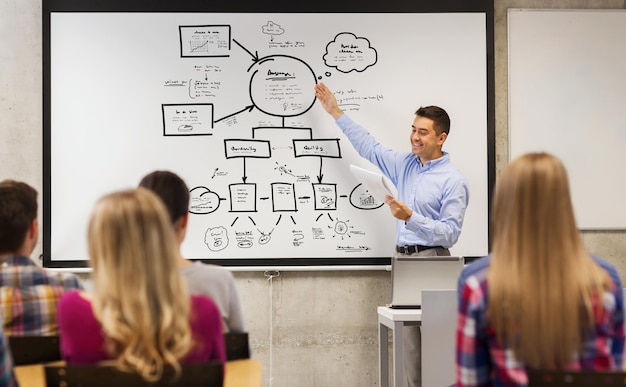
[
  {"xmin": 418, "ymin": 151, "xmax": 449, "ymax": 168},
  {"xmin": 0, "ymin": 255, "xmax": 37, "ymax": 268}
]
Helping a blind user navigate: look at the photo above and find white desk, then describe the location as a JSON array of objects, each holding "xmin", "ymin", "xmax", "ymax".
[{"xmin": 378, "ymin": 306, "xmax": 422, "ymax": 387}]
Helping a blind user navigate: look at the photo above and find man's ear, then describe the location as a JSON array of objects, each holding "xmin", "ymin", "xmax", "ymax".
[
  {"xmin": 437, "ymin": 132, "xmax": 448, "ymax": 146},
  {"xmin": 174, "ymin": 212, "xmax": 189, "ymax": 233},
  {"xmin": 23, "ymin": 218, "xmax": 39, "ymax": 255},
  {"xmin": 29, "ymin": 218, "xmax": 38, "ymax": 240},
  {"xmin": 179, "ymin": 211, "xmax": 189, "ymax": 229}
]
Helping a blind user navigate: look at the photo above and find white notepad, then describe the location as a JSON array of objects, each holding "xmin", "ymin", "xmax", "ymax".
[{"xmin": 349, "ymin": 164, "xmax": 395, "ymax": 202}]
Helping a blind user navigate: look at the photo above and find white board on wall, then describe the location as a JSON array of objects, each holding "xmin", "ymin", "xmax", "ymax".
[
  {"xmin": 508, "ymin": 9, "xmax": 626, "ymax": 229},
  {"xmin": 46, "ymin": 11, "xmax": 490, "ymax": 265}
]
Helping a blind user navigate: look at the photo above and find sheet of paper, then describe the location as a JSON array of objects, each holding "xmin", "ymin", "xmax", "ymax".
[{"xmin": 349, "ymin": 164, "xmax": 395, "ymax": 203}]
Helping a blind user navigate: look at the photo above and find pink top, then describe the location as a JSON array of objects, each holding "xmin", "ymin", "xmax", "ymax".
[{"xmin": 57, "ymin": 291, "xmax": 226, "ymax": 364}]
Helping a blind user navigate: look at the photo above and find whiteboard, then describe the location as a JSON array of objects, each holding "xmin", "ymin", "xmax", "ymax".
[
  {"xmin": 508, "ymin": 9, "xmax": 626, "ymax": 229},
  {"xmin": 44, "ymin": 11, "xmax": 491, "ymax": 266}
]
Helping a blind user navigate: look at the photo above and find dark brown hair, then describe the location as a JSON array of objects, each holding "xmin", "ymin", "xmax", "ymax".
[
  {"xmin": 415, "ymin": 105, "xmax": 450, "ymax": 135},
  {"xmin": 0, "ymin": 180, "xmax": 38, "ymax": 252},
  {"xmin": 138, "ymin": 171, "xmax": 189, "ymax": 224}
]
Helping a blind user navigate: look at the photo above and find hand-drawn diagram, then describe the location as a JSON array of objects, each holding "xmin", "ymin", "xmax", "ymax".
[
  {"xmin": 49, "ymin": 12, "xmax": 490, "ymax": 263},
  {"xmin": 168, "ymin": 22, "xmax": 385, "ymax": 255}
]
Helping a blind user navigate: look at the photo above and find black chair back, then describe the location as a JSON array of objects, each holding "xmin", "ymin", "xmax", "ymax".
[
  {"xmin": 8, "ymin": 335, "xmax": 61, "ymax": 365},
  {"xmin": 528, "ymin": 370, "xmax": 626, "ymax": 386},
  {"xmin": 44, "ymin": 361, "xmax": 223, "ymax": 387},
  {"xmin": 225, "ymin": 332, "xmax": 250, "ymax": 361}
]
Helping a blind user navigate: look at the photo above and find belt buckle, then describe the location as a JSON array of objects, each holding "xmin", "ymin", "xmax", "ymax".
[{"xmin": 403, "ymin": 245, "xmax": 409, "ymax": 254}]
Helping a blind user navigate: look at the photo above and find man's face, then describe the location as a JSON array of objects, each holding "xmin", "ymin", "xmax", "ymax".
[{"xmin": 410, "ymin": 116, "xmax": 446, "ymax": 164}]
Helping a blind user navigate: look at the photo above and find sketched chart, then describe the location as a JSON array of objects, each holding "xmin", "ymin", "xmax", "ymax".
[
  {"xmin": 190, "ymin": 40, "xmax": 209, "ymax": 54},
  {"xmin": 180, "ymin": 25, "xmax": 231, "ymax": 58},
  {"xmin": 48, "ymin": 12, "xmax": 490, "ymax": 263},
  {"xmin": 164, "ymin": 23, "xmax": 385, "ymax": 255}
]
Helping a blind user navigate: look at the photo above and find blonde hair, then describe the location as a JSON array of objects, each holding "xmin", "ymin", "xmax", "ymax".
[
  {"xmin": 88, "ymin": 188, "xmax": 192, "ymax": 381},
  {"xmin": 488, "ymin": 153, "xmax": 609, "ymax": 369}
]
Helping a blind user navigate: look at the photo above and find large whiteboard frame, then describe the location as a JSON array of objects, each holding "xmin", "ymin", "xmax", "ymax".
[
  {"xmin": 508, "ymin": 9, "xmax": 626, "ymax": 230},
  {"xmin": 43, "ymin": 1, "xmax": 495, "ymax": 268}
]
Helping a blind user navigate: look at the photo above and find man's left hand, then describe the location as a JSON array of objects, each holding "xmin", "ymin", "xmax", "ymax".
[{"xmin": 384, "ymin": 195, "xmax": 412, "ymax": 222}]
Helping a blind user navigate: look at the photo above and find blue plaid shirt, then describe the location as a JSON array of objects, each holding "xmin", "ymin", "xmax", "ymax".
[
  {"xmin": 0, "ymin": 328, "xmax": 16, "ymax": 386},
  {"xmin": 456, "ymin": 255, "xmax": 625, "ymax": 386},
  {"xmin": 0, "ymin": 255, "xmax": 83, "ymax": 336}
]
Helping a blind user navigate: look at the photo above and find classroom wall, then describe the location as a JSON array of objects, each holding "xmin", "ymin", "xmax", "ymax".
[{"xmin": 1, "ymin": 1, "xmax": 625, "ymax": 386}]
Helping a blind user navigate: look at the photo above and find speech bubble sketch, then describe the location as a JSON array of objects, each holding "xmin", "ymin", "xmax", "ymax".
[
  {"xmin": 189, "ymin": 186, "xmax": 221, "ymax": 214},
  {"xmin": 205, "ymin": 226, "xmax": 229, "ymax": 252},
  {"xmin": 262, "ymin": 21, "xmax": 285, "ymax": 37},
  {"xmin": 323, "ymin": 32, "xmax": 378, "ymax": 73}
]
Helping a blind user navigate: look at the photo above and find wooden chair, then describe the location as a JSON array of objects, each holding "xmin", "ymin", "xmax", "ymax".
[
  {"xmin": 8, "ymin": 335, "xmax": 62, "ymax": 365},
  {"xmin": 44, "ymin": 361, "xmax": 223, "ymax": 387},
  {"xmin": 224, "ymin": 332, "xmax": 250, "ymax": 361}
]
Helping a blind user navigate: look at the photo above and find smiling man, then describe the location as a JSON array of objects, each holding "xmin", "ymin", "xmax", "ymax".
[{"xmin": 314, "ymin": 82, "xmax": 469, "ymax": 387}]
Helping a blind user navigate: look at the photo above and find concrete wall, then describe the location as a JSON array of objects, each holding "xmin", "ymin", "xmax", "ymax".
[{"xmin": 1, "ymin": 1, "xmax": 625, "ymax": 386}]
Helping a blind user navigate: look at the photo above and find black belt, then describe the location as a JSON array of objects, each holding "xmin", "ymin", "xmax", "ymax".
[{"xmin": 396, "ymin": 245, "xmax": 442, "ymax": 254}]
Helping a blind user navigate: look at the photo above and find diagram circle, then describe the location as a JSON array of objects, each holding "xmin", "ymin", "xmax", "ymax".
[{"xmin": 248, "ymin": 55, "xmax": 317, "ymax": 117}]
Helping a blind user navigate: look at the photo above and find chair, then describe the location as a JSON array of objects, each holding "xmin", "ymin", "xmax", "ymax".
[
  {"xmin": 44, "ymin": 361, "xmax": 223, "ymax": 387},
  {"xmin": 420, "ymin": 289, "xmax": 457, "ymax": 387},
  {"xmin": 528, "ymin": 369, "xmax": 626, "ymax": 386},
  {"xmin": 225, "ymin": 332, "xmax": 250, "ymax": 361},
  {"xmin": 8, "ymin": 335, "xmax": 62, "ymax": 365}
]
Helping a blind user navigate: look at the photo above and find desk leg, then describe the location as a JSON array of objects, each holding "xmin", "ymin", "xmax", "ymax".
[
  {"xmin": 393, "ymin": 321, "xmax": 404, "ymax": 387},
  {"xmin": 379, "ymin": 319, "xmax": 389, "ymax": 387}
]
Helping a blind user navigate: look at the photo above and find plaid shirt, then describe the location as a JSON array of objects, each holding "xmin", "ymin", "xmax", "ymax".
[
  {"xmin": 0, "ymin": 329, "xmax": 16, "ymax": 386},
  {"xmin": 0, "ymin": 255, "xmax": 83, "ymax": 336},
  {"xmin": 456, "ymin": 255, "xmax": 625, "ymax": 387}
]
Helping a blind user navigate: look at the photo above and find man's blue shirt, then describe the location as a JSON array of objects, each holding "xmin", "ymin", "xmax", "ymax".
[{"xmin": 336, "ymin": 114, "xmax": 469, "ymax": 247}]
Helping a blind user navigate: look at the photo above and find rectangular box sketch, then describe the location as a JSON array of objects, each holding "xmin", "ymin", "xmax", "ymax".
[
  {"xmin": 224, "ymin": 139, "xmax": 272, "ymax": 158},
  {"xmin": 229, "ymin": 183, "xmax": 257, "ymax": 212},
  {"xmin": 293, "ymin": 139, "xmax": 341, "ymax": 158},
  {"xmin": 162, "ymin": 103, "xmax": 214, "ymax": 136},
  {"xmin": 179, "ymin": 25, "xmax": 231, "ymax": 58},
  {"xmin": 271, "ymin": 183, "xmax": 297, "ymax": 212}
]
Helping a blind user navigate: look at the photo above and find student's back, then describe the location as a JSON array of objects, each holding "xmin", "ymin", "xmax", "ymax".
[
  {"xmin": 58, "ymin": 291, "xmax": 224, "ymax": 364},
  {"xmin": 181, "ymin": 262, "xmax": 245, "ymax": 333},
  {"xmin": 455, "ymin": 153, "xmax": 624, "ymax": 387},
  {"xmin": 56, "ymin": 189, "xmax": 225, "ymax": 382},
  {"xmin": 0, "ymin": 180, "xmax": 82, "ymax": 336},
  {"xmin": 139, "ymin": 170, "xmax": 246, "ymax": 333}
]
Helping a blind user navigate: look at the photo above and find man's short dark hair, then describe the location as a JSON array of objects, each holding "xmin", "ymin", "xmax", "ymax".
[
  {"xmin": 0, "ymin": 180, "xmax": 38, "ymax": 253},
  {"xmin": 138, "ymin": 171, "xmax": 190, "ymax": 224},
  {"xmin": 415, "ymin": 106, "xmax": 450, "ymax": 135}
]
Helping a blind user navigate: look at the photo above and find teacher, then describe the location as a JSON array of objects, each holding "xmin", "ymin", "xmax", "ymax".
[{"xmin": 315, "ymin": 82, "xmax": 469, "ymax": 387}]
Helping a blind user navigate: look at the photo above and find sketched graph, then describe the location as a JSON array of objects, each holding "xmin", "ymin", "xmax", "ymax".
[
  {"xmin": 189, "ymin": 40, "xmax": 209, "ymax": 53},
  {"xmin": 179, "ymin": 25, "xmax": 231, "ymax": 58}
]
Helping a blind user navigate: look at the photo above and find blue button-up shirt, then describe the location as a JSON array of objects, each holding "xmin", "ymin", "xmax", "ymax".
[{"xmin": 336, "ymin": 114, "xmax": 469, "ymax": 248}]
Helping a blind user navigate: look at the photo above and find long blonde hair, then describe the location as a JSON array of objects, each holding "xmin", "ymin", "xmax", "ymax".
[
  {"xmin": 488, "ymin": 153, "xmax": 609, "ymax": 368},
  {"xmin": 88, "ymin": 188, "xmax": 192, "ymax": 381}
]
